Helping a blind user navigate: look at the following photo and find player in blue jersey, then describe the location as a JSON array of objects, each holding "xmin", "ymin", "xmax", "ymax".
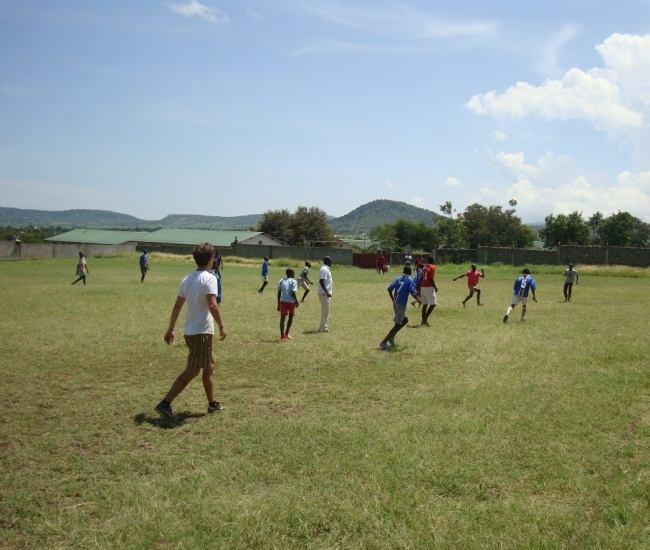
[
  {"xmin": 503, "ymin": 268, "xmax": 537, "ymax": 323},
  {"xmin": 139, "ymin": 250, "xmax": 149, "ymax": 283},
  {"xmin": 380, "ymin": 266, "xmax": 421, "ymax": 350},
  {"xmin": 258, "ymin": 256, "xmax": 270, "ymax": 294}
]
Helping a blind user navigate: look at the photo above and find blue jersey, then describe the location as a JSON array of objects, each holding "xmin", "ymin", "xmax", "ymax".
[
  {"xmin": 388, "ymin": 275, "xmax": 417, "ymax": 306},
  {"xmin": 261, "ymin": 261, "xmax": 269, "ymax": 276},
  {"xmin": 514, "ymin": 275, "xmax": 536, "ymax": 297},
  {"xmin": 139, "ymin": 254, "xmax": 148, "ymax": 268}
]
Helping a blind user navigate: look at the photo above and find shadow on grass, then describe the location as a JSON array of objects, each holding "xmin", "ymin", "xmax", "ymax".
[
  {"xmin": 134, "ymin": 411, "xmax": 205, "ymax": 430},
  {"xmin": 302, "ymin": 329, "xmax": 327, "ymax": 335}
]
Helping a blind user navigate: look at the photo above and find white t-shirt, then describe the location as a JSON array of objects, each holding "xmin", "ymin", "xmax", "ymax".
[
  {"xmin": 317, "ymin": 265, "xmax": 333, "ymax": 295},
  {"xmin": 178, "ymin": 270, "xmax": 218, "ymax": 335}
]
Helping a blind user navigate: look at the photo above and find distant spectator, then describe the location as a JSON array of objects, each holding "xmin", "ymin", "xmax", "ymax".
[
  {"xmin": 563, "ymin": 264, "xmax": 579, "ymax": 302},
  {"xmin": 258, "ymin": 256, "xmax": 270, "ymax": 294},
  {"xmin": 71, "ymin": 252, "xmax": 89, "ymax": 286},
  {"xmin": 140, "ymin": 250, "xmax": 149, "ymax": 283}
]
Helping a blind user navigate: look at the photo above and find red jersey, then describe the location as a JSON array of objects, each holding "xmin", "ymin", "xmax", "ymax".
[
  {"xmin": 420, "ymin": 264, "xmax": 436, "ymax": 287},
  {"xmin": 466, "ymin": 269, "xmax": 481, "ymax": 287}
]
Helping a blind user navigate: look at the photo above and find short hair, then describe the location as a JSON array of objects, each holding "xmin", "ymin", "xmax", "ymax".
[
  {"xmin": 286, "ymin": 268, "xmax": 295, "ymax": 278},
  {"xmin": 323, "ymin": 256, "xmax": 332, "ymax": 265},
  {"xmin": 264, "ymin": 256, "xmax": 269, "ymax": 261},
  {"xmin": 193, "ymin": 242, "xmax": 215, "ymax": 267},
  {"xmin": 471, "ymin": 264, "xmax": 477, "ymax": 270},
  {"xmin": 305, "ymin": 261, "xmax": 311, "ymax": 267},
  {"xmin": 427, "ymin": 256, "xmax": 434, "ymax": 263},
  {"xmin": 403, "ymin": 266, "xmax": 412, "ymax": 275},
  {"xmin": 568, "ymin": 263, "xmax": 573, "ymax": 268},
  {"xmin": 522, "ymin": 268, "xmax": 530, "ymax": 274}
]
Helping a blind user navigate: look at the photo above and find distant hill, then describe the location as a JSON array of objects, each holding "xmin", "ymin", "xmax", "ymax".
[
  {"xmin": 330, "ymin": 199, "xmax": 440, "ymax": 234},
  {"xmin": 0, "ymin": 207, "xmax": 262, "ymax": 230}
]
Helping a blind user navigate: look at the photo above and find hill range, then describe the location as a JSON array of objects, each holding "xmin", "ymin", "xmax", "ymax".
[{"xmin": 0, "ymin": 200, "xmax": 441, "ymax": 234}]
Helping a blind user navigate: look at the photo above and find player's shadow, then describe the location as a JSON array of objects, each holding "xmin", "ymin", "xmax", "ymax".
[
  {"xmin": 302, "ymin": 329, "xmax": 324, "ymax": 335},
  {"xmin": 133, "ymin": 411, "xmax": 205, "ymax": 430}
]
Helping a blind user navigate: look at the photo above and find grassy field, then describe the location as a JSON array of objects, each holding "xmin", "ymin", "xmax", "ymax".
[{"xmin": 1, "ymin": 255, "xmax": 648, "ymax": 548}]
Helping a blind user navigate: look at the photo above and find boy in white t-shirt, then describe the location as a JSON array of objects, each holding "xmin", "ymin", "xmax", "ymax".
[
  {"xmin": 316, "ymin": 256, "xmax": 333, "ymax": 332},
  {"xmin": 155, "ymin": 243, "xmax": 227, "ymax": 419}
]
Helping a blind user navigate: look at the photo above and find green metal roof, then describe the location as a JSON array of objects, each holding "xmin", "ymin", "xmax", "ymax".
[
  {"xmin": 132, "ymin": 229, "xmax": 262, "ymax": 247},
  {"xmin": 46, "ymin": 229, "xmax": 144, "ymax": 245},
  {"xmin": 47, "ymin": 228, "xmax": 264, "ymax": 247}
]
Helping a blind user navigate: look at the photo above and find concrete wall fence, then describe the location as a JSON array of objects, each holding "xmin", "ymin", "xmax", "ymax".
[
  {"xmin": 0, "ymin": 241, "xmax": 136, "ymax": 259},
  {"xmin": 4, "ymin": 241, "xmax": 649, "ymax": 267}
]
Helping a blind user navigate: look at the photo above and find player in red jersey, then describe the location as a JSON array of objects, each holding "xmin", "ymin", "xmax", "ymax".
[{"xmin": 453, "ymin": 264, "xmax": 485, "ymax": 307}]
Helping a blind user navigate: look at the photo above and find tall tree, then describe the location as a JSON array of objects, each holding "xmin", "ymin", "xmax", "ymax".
[
  {"xmin": 588, "ymin": 212, "xmax": 604, "ymax": 243},
  {"xmin": 599, "ymin": 211, "xmax": 649, "ymax": 247},
  {"xmin": 460, "ymin": 204, "xmax": 534, "ymax": 248},
  {"xmin": 257, "ymin": 207, "xmax": 334, "ymax": 246},
  {"xmin": 539, "ymin": 211, "xmax": 590, "ymax": 248},
  {"xmin": 258, "ymin": 209, "xmax": 292, "ymax": 242}
]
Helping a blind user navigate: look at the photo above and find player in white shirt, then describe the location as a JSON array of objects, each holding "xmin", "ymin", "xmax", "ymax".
[
  {"xmin": 156, "ymin": 243, "xmax": 227, "ymax": 419},
  {"xmin": 316, "ymin": 256, "xmax": 333, "ymax": 332}
]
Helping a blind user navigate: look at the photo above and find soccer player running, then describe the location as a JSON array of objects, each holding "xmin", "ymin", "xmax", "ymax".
[
  {"xmin": 258, "ymin": 256, "xmax": 270, "ymax": 294},
  {"xmin": 380, "ymin": 266, "xmax": 420, "ymax": 350},
  {"xmin": 277, "ymin": 268, "xmax": 300, "ymax": 341},
  {"xmin": 71, "ymin": 252, "xmax": 89, "ymax": 286},
  {"xmin": 563, "ymin": 263, "xmax": 579, "ymax": 302},
  {"xmin": 453, "ymin": 264, "xmax": 485, "ymax": 306},
  {"xmin": 139, "ymin": 250, "xmax": 149, "ymax": 283},
  {"xmin": 297, "ymin": 261, "xmax": 313, "ymax": 302},
  {"xmin": 156, "ymin": 243, "xmax": 227, "ymax": 418},
  {"xmin": 503, "ymin": 267, "xmax": 537, "ymax": 323},
  {"xmin": 420, "ymin": 256, "xmax": 438, "ymax": 326}
]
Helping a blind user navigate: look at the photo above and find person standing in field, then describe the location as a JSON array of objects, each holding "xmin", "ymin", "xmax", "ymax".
[
  {"xmin": 420, "ymin": 256, "xmax": 438, "ymax": 326},
  {"xmin": 297, "ymin": 261, "xmax": 313, "ymax": 302},
  {"xmin": 277, "ymin": 268, "xmax": 300, "ymax": 341},
  {"xmin": 71, "ymin": 252, "xmax": 89, "ymax": 286},
  {"xmin": 377, "ymin": 252, "xmax": 385, "ymax": 275},
  {"xmin": 156, "ymin": 243, "xmax": 227, "ymax": 418},
  {"xmin": 380, "ymin": 266, "xmax": 420, "ymax": 350},
  {"xmin": 563, "ymin": 264, "xmax": 579, "ymax": 302},
  {"xmin": 317, "ymin": 256, "xmax": 333, "ymax": 332},
  {"xmin": 503, "ymin": 268, "xmax": 537, "ymax": 323},
  {"xmin": 211, "ymin": 250, "xmax": 223, "ymax": 304},
  {"xmin": 453, "ymin": 264, "xmax": 485, "ymax": 306},
  {"xmin": 139, "ymin": 250, "xmax": 149, "ymax": 283},
  {"xmin": 258, "ymin": 256, "xmax": 270, "ymax": 294}
]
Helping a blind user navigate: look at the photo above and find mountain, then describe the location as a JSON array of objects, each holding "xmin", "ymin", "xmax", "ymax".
[
  {"xmin": 329, "ymin": 199, "xmax": 441, "ymax": 234},
  {"xmin": 0, "ymin": 207, "xmax": 262, "ymax": 230}
]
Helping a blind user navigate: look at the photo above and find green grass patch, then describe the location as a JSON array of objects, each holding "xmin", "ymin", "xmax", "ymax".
[{"xmin": 1, "ymin": 257, "xmax": 648, "ymax": 548}]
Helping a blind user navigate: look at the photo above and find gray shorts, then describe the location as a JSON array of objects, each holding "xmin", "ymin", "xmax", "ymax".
[{"xmin": 393, "ymin": 303, "xmax": 407, "ymax": 324}]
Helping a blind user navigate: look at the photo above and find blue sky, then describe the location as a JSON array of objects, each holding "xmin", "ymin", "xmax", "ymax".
[{"xmin": 1, "ymin": 0, "xmax": 650, "ymax": 221}]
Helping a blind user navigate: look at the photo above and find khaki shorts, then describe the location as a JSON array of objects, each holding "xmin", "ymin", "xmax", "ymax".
[
  {"xmin": 511, "ymin": 294, "xmax": 527, "ymax": 305},
  {"xmin": 421, "ymin": 286, "xmax": 437, "ymax": 306},
  {"xmin": 184, "ymin": 333, "xmax": 214, "ymax": 370},
  {"xmin": 299, "ymin": 279, "xmax": 310, "ymax": 290}
]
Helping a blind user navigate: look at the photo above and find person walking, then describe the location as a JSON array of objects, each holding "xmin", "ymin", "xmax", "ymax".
[
  {"xmin": 563, "ymin": 264, "xmax": 579, "ymax": 302},
  {"xmin": 317, "ymin": 256, "xmax": 333, "ymax": 332},
  {"xmin": 71, "ymin": 252, "xmax": 89, "ymax": 286}
]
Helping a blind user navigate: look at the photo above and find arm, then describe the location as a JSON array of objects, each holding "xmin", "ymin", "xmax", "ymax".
[
  {"xmin": 319, "ymin": 278, "xmax": 331, "ymax": 297},
  {"xmin": 576, "ymin": 273, "xmax": 579, "ymax": 284},
  {"xmin": 387, "ymin": 288, "xmax": 395, "ymax": 302},
  {"xmin": 531, "ymin": 289, "xmax": 537, "ymax": 302},
  {"xmin": 164, "ymin": 296, "xmax": 186, "ymax": 344},
  {"xmin": 207, "ymin": 294, "xmax": 227, "ymax": 340},
  {"xmin": 433, "ymin": 279, "xmax": 438, "ymax": 293},
  {"xmin": 480, "ymin": 269, "xmax": 485, "ymax": 278},
  {"xmin": 277, "ymin": 289, "xmax": 282, "ymax": 310},
  {"xmin": 291, "ymin": 290, "xmax": 300, "ymax": 307},
  {"xmin": 452, "ymin": 274, "xmax": 464, "ymax": 281}
]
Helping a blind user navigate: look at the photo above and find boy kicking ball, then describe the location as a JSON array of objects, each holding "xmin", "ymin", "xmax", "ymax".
[
  {"xmin": 277, "ymin": 268, "xmax": 299, "ymax": 341},
  {"xmin": 155, "ymin": 243, "xmax": 227, "ymax": 419},
  {"xmin": 503, "ymin": 267, "xmax": 537, "ymax": 323},
  {"xmin": 380, "ymin": 266, "xmax": 420, "ymax": 350}
]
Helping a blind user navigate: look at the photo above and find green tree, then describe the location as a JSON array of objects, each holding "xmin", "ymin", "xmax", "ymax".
[
  {"xmin": 588, "ymin": 212, "xmax": 604, "ymax": 243},
  {"xmin": 460, "ymin": 204, "xmax": 534, "ymax": 248},
  {"xmin": 257, "ymin": 207, "xmax": 334, "ymax": 246},
  {"xmin": 369, "ymin": 219, "xmax": 438, "ymax": 251},
  {"xmin": 599, "ymin": 211, "xmax": 649, "ymax": 247},
  {"xmin": 539, "ymin": 211, "xmax": 590, "ymax": 248}
]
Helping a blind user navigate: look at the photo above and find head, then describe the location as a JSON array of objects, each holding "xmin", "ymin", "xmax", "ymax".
[
  {"xmin": 403, "ymin": 266, "xmax": 412, "ymax": 276},
  {"xmin": 427, "ymin": 256, "xmax": 434, "ymax": 264},
  {"xmin": 264, "ymin": 256, "xmax": 269, "ymax": 262},
  {"xmin": 78, "ymin": 252, "xmax": 84, "ymax": 258},
  {"xmin": 286, "ymin": 268, "xmax": 295, "ymax": 278},
  {"xmin": 522, "ymin": 268, "xmax": 530, "ymax": 275},
  {"xmin": 305, "ymin": 260, "xmax": 311, "ymax": 268},
  {"xmin": 568, "ymin": 263, "xmax": 573, "ymax": 269},
  {"xmin": 193, "ymin": 242, "xmax": 215, "ymax": 268},
  {"xmin": 323, "ymin": 256, "xmax": 332, "ymax": 267},
  {"xmin": 143, "ymin": 250, "xmax": 148, "ymax": 255},
  {"xmin": 471, "ymin": 264, "xmax": 477, "ymax": 271}
]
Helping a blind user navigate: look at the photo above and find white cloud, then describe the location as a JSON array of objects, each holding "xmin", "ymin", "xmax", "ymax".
[
  {"xmin": 290, "ymin": 40, "xmax": 420, "ymax": 57},
  {"xmin": 467, "ymin": 32, "xmax": 650, "ymax": 134},
  {"xmin": 168, "ymin": 1, "xmax": 228, "ymax": 24},
  {"xmin": 489, "ymin": 151, "xmax": 650, "ymax": 220},
  {"xmin": 297, "ymin": 2, "xmax": 498, "ymax": 39},
  {"xmin": 492, "ymin": 130, "xmax": 508, "ymax": 141},
  {"xmin": 385, "ymin": 180, "xmax": 397, "ymax": 188},
  {"xmin": 537, "ymin": 24, "xmax": 580, "ymax": 77},
  {"xmin": 443, "ymin": 176, "xmax": 463, "ymax": 188}
]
